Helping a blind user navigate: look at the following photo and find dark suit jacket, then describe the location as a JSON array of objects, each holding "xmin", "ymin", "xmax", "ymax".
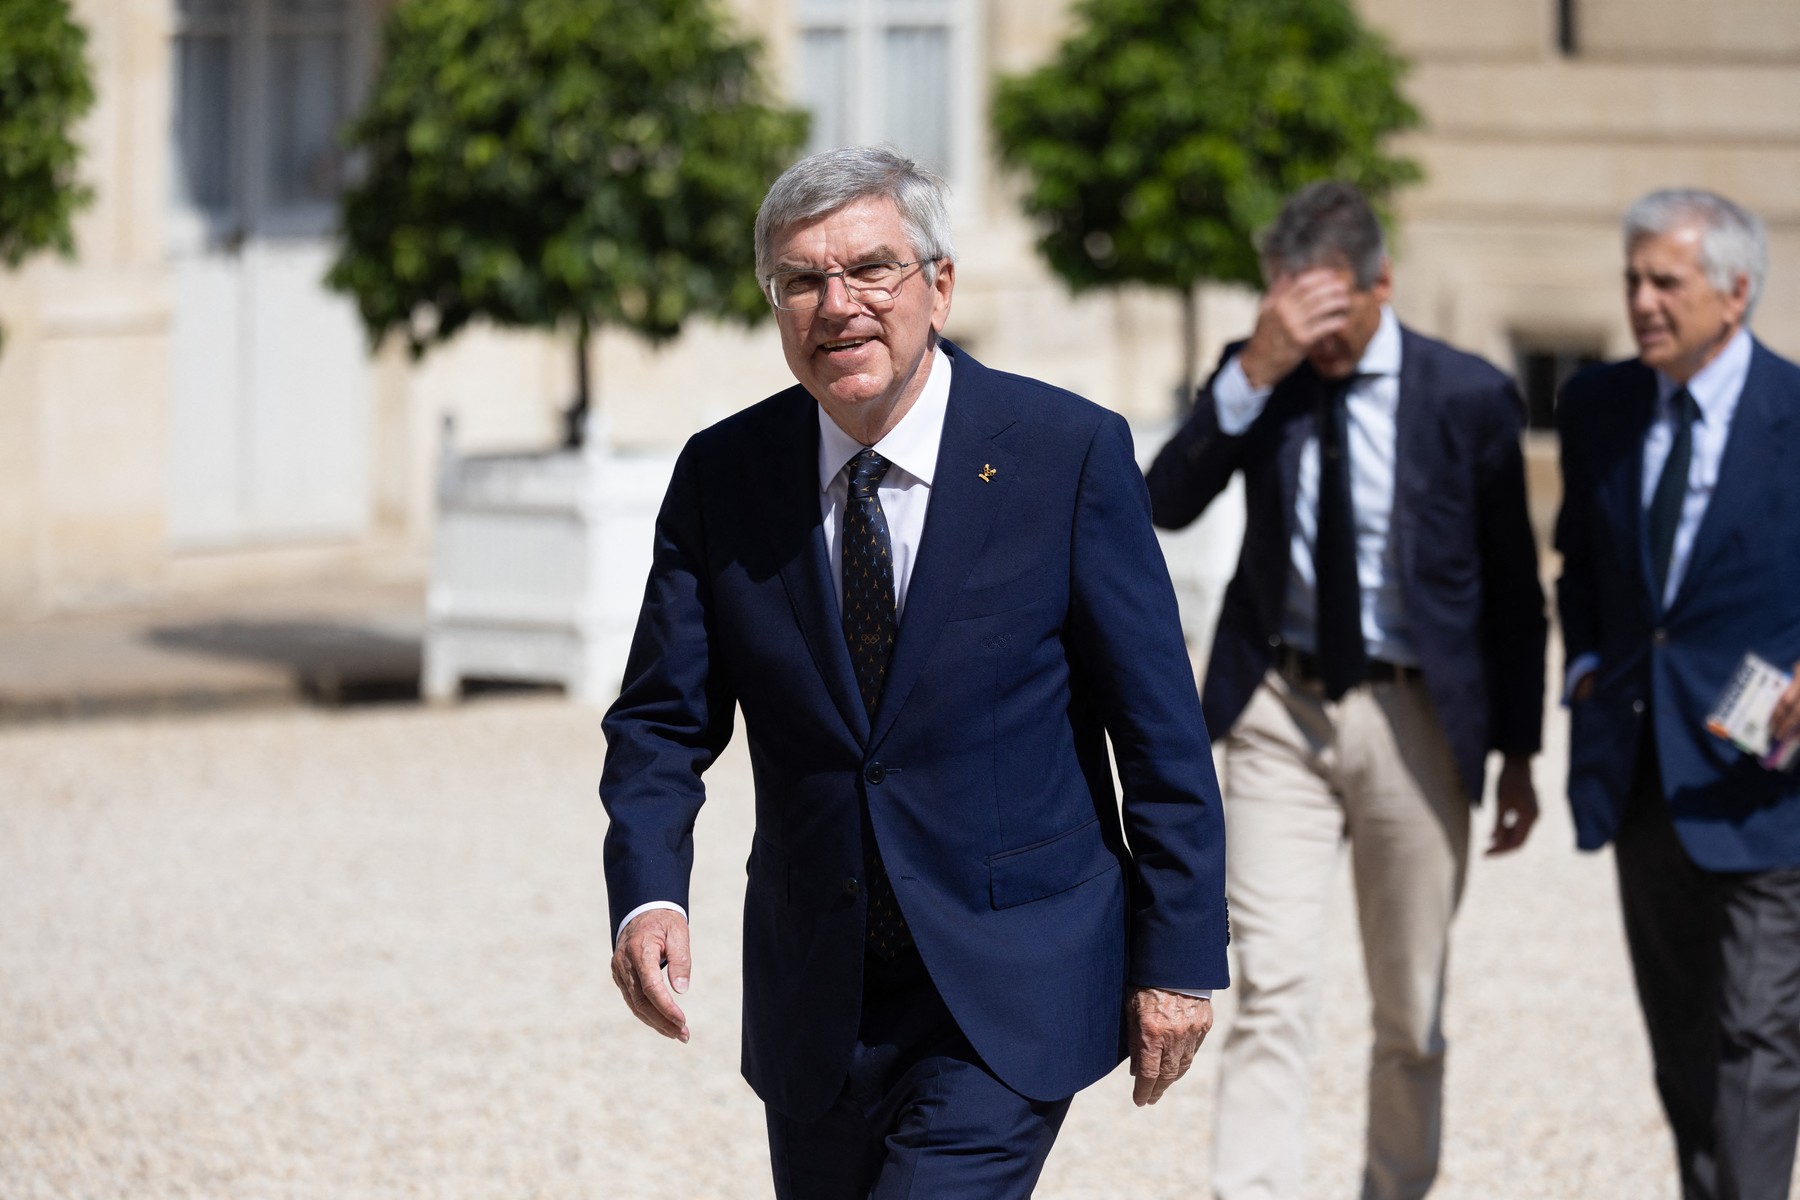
[
  {"xmin": 1555, "ymin": 339, "xmax": 1800, "ymax": 872},
  {"xmin": 1145, "ymin": 327, "xmax": 1546, "ymax": 803},
  {"xmin": 600, "ymin": 340, "xmax": 1229, "ymax": 1121}
]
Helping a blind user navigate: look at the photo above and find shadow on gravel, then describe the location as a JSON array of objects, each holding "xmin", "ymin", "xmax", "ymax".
[{"xmin": 146, "ymin": 620, "xmax": 427, "ymax": 705}]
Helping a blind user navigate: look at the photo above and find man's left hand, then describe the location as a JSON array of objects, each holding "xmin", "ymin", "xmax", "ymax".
[
  {"xmin": 1487, "ymin": 754, "xmax": 1539, "ymax": 856},
  {"xmin": 1771, "ymin": 660, "xmax": 1800, "ymax": 745},
  {"xmin": 1127, "ymin": 987, "xmax": 1212, "ymax": 1106}
]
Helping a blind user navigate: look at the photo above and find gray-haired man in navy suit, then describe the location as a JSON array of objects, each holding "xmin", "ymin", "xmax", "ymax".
[{"xmin": 602, "ymin": 147, "xmax": 1228, "ymax": 1200}]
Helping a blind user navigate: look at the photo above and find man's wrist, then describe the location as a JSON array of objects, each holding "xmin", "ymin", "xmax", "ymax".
[{"xmin": 616, "ymin": 900, "xmax": 687, "ymax": 945}]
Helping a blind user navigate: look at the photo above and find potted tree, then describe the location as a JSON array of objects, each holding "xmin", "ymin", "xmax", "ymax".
[
  {"xmin": 0, "ymin": 0, "xmax": 93, "ymax": 353},
  {"xmin": 329, "ymin": 0, "xmax": 804, "ymax": 703}
]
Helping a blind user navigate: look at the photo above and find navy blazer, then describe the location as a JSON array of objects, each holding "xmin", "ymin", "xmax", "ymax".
[
  {"xmin": 601, "ymin": 340, "xmax": 1229, "ymax": 1121},
  {"xmin": 1145, "ymin": 327, "xmax": 1546, "ymax": 803},
  {"xmin": 1555, "ymin": 339, "xmax": 1800, "ymax": 872}
]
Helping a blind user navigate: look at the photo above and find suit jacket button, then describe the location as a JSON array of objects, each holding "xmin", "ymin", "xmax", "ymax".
[
  {"xmin": 1653, "ymin": 628, "xmax": 1669, "ymax": 646},
  {"xmin": 864, "ymin": 762, "xmax": 886, "ymax": 785},
  {"xmin": 844, "ymin": 877, "xmax": 860, "ymax": 896},
  {"xmin": 1632, "ymin": 699, "xmax": 1646, "ymax": 715}
]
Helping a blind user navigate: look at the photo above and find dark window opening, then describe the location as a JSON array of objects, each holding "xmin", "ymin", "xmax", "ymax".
[
  {"xmin": 1557, "ymin": 0, "xmax": 1578, "ymax": 56},
  {"xmin": 1516, "ymin": 343, "xmax": 1605, "ymax": 432}
]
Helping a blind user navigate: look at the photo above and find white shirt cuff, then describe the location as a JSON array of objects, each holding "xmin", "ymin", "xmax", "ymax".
[
  {"xmin": 1564, "ymin": 654, "xmax": 1600, "ymax": 706},
  {"xmin": 1163, "ymin": 988, "xmax": 1214, "ymax": 1000},
  {"xmin": 1213, "ymin": 355, "xmax": 1274, "ymax": 436},
  {"xmin": 617, "ymin": 900, "xmax": 687, "ymax": 945}
]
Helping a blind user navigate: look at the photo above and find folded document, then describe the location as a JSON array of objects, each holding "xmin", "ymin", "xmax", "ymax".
[{"xmin": 1706, "ymin": 652, "xmax": 1800, "ymax": 772}]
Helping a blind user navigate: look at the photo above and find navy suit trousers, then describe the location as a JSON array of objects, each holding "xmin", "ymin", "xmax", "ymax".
[
  {"xmin": 764, "ymin": 949, "xmax": 1071, "ymax": 1200},
  {"xmin": 1616, "ymin": 735, "xmax": 1800, "ymax": 1200}
]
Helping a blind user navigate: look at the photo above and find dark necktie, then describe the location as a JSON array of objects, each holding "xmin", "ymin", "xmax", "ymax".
[
  {"xmin": 1313, "ymin": 375, "xmax": 1367, "ymax": 700},
  {"xmin": 1647, "ymin": 387, "xmax": 1698, "ymax": 599},
  {"xmin": 841, "ymin": 449, "xmax": 910, "ymax": 958}
]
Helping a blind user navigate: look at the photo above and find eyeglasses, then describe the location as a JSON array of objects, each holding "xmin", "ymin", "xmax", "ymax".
[{"xmin": 762, "ymin": 260, "xmax": 924, "ymax": 311}]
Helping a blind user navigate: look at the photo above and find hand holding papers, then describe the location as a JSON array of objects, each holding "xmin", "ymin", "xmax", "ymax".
[{"xmin": 1707, "ymin": 653, "xmax": 1800, "ymax": 772}]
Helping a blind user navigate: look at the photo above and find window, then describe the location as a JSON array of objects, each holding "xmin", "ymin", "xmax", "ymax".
[
  {"xmin": 795, "ymin": 0, "xmax": 977, "ymax": 187},
  {"xmin": 170, "ymin": 0, "xmax": 363, "ymax": 244},
  {"xmin": 1556, "ymin": 0, "xmax": 1578, "ymax": 56},
  {"xmin": 1515, "ymin": 341, "xmax": 1605, "ymax": 432}
]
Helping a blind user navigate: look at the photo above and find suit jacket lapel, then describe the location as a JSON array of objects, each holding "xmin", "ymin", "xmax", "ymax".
[
  {"xmin": 1669, "ymin": 340, "xmax": 1791, "ymax": 614},
  {"xmin": 1391, "ymin": 329, "xmax": 1428, "ymax": 582},
  {"xmin": 869, "ymin": 346, "xmax": 1016, "ymax": 751},
  {"xmin": 749, "ymin": 389, "xmax": 869, "ymax": 742},
  {"xmin": 1596, "ymin": 363, "xmax": 1659, "ymax": 614}
]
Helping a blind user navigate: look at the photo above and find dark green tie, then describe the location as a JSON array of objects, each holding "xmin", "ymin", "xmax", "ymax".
[
  {"xmin": 1647, "ymin": 387, "xmax": 1699, "ymax": 598},
  {"xmin": 841, "ymin": 449, "xmax": 910, "ymax": 959},
  {"xmin": 1314, "ymin": 375, "xmax": 1366, "ymax": 700}
]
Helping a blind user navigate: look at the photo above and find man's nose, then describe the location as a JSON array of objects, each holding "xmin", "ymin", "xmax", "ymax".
[
  {"xmin": 818, "ymin": 273, "xmax": 862, "ymax": 317},
  {"xmin": 1627, "ymin": 279, "xmax": 1656, "ymax": 314}
]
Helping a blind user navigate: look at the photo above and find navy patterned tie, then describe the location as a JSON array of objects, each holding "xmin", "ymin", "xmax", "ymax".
[{"xmin": 841, "ymin": 449, "xmax": 911, "ymax": 958}]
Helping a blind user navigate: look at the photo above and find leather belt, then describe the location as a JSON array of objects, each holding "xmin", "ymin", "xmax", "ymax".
[{"xmin": 1275, "ymin": 645, "xmax": 1419, "ymax": 688}]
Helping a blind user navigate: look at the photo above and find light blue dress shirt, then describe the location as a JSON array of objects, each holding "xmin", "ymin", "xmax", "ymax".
[{"xmin": 1213, "ymin": 306, "xmax": 1417, "ymax": 667}]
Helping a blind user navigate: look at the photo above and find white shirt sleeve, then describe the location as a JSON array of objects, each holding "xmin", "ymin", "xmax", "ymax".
[
  {"xmin": 1213, "ymin": 354, "xmax": 1276, "ymax": 436},
  {"xmin": 616, "ymin": 900, "xmax": 688, "ymax": 945}
]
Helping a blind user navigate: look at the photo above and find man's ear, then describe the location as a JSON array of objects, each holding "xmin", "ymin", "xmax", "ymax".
[
  {"xmin": 1725, "ymin": 272, "xmax": 1751, "ymax": 326},
  {"xmin": 1369, "ymin": 258, "xmax": 1394, "ymax": 304}
]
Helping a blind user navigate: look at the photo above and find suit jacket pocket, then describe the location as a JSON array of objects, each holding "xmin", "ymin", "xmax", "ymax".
[
  {"xmin": 747, "ymin": 831, "xmax": 790, "ymax": 906},
  {"xmin": 987, "ymin": 818, "xmax": 1118, "ymax": 910},
  {"xmin": 950, "ymin": 569, "xmax": 1051, "ymax": 621}
]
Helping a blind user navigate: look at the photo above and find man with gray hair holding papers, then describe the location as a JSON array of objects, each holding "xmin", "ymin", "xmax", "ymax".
[{"xmin": 1557, "ymin": 187, "xmax": 1800, "ymax": 1200}]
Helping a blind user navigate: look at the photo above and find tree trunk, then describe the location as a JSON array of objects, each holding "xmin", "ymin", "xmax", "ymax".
[
  {"xmin": 564, "ymin": 317, "xmax": 593, "ymax": 449},
  {"xmin": 1178, "ymin": 283, "xmax": 1200, "ymax": 415}
]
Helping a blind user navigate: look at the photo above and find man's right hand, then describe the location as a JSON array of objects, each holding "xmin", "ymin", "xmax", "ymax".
[
  {"xmin": 1237, "ymin": 268, "xmax": 1353, "ymax": 389},
  {"xmin": 610, "ymin": 908, "xmax": 693, "ymax": 1043}
]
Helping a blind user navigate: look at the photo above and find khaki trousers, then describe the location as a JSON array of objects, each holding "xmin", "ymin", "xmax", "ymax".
[{"xmin": 1212, "ymin": 669, "xmax": 1471, "ymax": 1200}]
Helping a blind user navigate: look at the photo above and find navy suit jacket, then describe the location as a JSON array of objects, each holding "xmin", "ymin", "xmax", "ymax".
[
  {"xmin": 1145, "ymin": 327, "xmax": 1546, "ymax": 803},
  {"xmin": 1555, "ymin": 339, "xmax": 1800, "ymax": 872},
  {"xmin": 601, "ymin": 340, "xmax": 1229, "ymax": 1121}
]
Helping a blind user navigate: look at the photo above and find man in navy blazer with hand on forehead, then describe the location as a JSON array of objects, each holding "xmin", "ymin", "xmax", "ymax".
[{"xmin": 600, "ymin": 146, "xmax": 1228, "ymax": 1200}]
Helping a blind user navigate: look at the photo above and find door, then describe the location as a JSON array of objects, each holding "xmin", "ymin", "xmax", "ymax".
[{"xmin": 167, "ymin": 0, "xmax": 375, "ymax": 547}]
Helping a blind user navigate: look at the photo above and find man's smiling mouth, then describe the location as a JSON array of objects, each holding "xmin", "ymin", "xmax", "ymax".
[{"xmin": 820, "ymin": 338, "xmax": 872, "ymax": 353}]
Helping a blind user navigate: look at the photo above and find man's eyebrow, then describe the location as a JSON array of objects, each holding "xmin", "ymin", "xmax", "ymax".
[{"xmin": 772, "ymin": 245, "xmax": 905, "ymax": 272}]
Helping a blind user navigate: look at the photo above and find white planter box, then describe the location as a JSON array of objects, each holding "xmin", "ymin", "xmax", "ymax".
[{"xmin": 421, "ymin": 417, "xmax": 675, "ymax": 706}]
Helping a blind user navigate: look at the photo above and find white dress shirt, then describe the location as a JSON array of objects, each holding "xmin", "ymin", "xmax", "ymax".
[
  {"xmin": 1563, "ymin": 327, "xmax": 1753, "ymax": 700},
  {"xmin": 816, "ymin": 345, "xmax": 952, "ymax": 616},
  {"xmin": 1213, "ymin": 306, "xmax": 1418, "ymax": 666}
]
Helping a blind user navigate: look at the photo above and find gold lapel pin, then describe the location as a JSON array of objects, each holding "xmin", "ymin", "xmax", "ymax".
[{"xmin": 978, "ymin": 463, "xmax": 998, "ymax": 483}]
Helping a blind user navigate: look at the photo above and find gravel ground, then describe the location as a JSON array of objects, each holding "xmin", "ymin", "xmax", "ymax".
[{"xmin": 0, "ymin": 692, "xmax": 1741, "ymax": 1198}]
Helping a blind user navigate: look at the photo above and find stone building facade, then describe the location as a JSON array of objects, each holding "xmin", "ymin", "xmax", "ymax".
[{"xmin": 1, "ymin": 0, "xmax": 1795, "ymax": 615}]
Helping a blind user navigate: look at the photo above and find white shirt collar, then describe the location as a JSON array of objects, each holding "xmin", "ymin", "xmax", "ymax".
[
  {"xmin": 817, "ymin": 345, "xmax": 953, "ymax": 492},
  {"xmin": 1657, "ymin": 326, "xmax": 1752, "ymax": 426},
  {"xmin": 1358, "ymin": 305, "xmax": 1402, "ymax": 378}
]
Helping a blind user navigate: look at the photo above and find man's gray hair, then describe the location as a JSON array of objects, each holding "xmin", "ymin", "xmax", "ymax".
[
  {"xmin": 1624, "ymin": 188, "xmax": 1767, "ymax": 318},
  {"xmin": 1258, "ymin": 181, "xmax": 1387, "ymax": 290},
  {"xmin": 755, "ymin": 146, "xmax": 955, "ymax": 282}
]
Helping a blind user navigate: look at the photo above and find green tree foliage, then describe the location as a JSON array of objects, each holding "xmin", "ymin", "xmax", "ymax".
[
  {"xmin": 0, "ymin": 0, "xmax": 94, "ymax": 349},
  {"xmin": 328, "ymin": 0, "xmax": 807, "ymax": 443},
  {"xmin": 992, "ymin": 0, "xmax": 1420, "ymax": 395}
]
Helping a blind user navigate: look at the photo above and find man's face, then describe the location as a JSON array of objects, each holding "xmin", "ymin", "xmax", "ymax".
[
  {"xmin": 1290, "ymin": 261, "xmax": 1390, "ymax": 380},
  {"xmin": 1626, "ymin": 224, "xmax": 1748, "ymax": 382},
  {"xmin": 768, "ymin": 195, "xmax": 954, "ymax": 440}
]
